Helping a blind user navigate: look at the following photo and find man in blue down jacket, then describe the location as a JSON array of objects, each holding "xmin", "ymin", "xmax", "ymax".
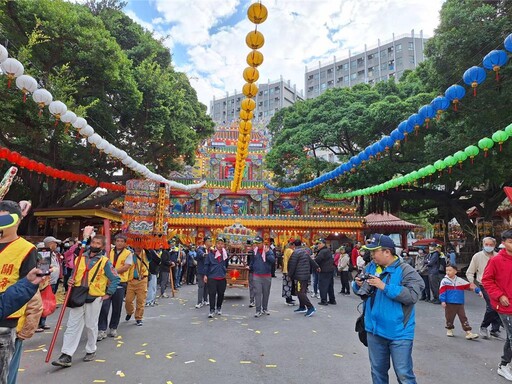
[{"xmin": 353, "ymin": 234, "xmax": 424, "ymax": 384}]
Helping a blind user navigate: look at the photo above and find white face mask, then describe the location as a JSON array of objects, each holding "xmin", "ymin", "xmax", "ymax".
[{"xmin": 483, "ymin": 246, "xmax": 495, "ymax": 253}]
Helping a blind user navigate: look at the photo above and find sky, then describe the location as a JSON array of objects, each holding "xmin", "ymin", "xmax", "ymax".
[{"xmin": 123, "ymin": 0, "xmax": 446, "ymax": 110}]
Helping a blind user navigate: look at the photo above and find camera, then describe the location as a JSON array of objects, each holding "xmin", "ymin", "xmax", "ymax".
[
  {"xmin": 358, "ymin": 273, "xmax": 373, "ymax": 282},
  {"xmin": 355, "ymin": 272, "xmax": 377, "ymax": 298}
]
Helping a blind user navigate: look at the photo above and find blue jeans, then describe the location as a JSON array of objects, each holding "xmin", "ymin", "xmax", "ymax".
[
  {"xmin": 367, "ymin": 333, "xmax": 416, "ymax": 384},
  {"xmin": 7, "ymin": 338, "xmax": 23, "ymax": 384},
  {"xmin": 312, "ymin": 271, "xmax": 319, "ymax": 294},
  {"xmin": 146, "ymin": 274, "xmax": 157, "ymax": 303}
]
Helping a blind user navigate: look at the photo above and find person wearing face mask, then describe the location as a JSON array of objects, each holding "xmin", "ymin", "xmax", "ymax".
[
  {"xmin": 204, "ymin": 237, "xmax": 229, "ymax": 318},
  {"xmin": 426, "ymin": 242, "xmax": 442, "ymax": 304},
  {"xmin": 466, "ymin": 236, "xmax": 502, "ymax": 339},
  {"xmin": 402, "ymin": 250, "xmax": 414, "ymax": 267}
]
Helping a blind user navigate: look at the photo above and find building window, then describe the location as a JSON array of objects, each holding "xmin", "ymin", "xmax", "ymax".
[
  {"xmin": 396, "ymin": 43, "xmax": 402, "ymax": 53},
  {"xmin": 388, "ymin": 60, "xmax": 394, "ymax": 70},
  {"xmin": 388, "ymin": 46, "xmax": 394, "ymax": 54},
  {"xmin": 350, "ymin": 60, "xmax": 357, "ymax": 68},
  {"xmin": 344, "ymin": 75, "xmax": 349, "ymax": 83},
  {"xmin": 327, "ymin": 68, "xmax": 333, "ymax": 74},
  {"xmin": 263, "ymin": 90, "xmax": 268, "ymax": 95},
  {"xmin": 327, "ymin": 80, "xmax": 334, "ymax": 86},
  {"xmin": 368, "ymin": 79, "xmax": 374, "ymax": 85},
  {"xmin": 357, "ymin": 70, "xmax": 365, "ymax": 77},
  {"xmin": 343, "ymin": 63, "xmax": 349, "ymax": 71},
  {"xmin": 320, "ymin": 71, "xmax": 326, "ymax": 79},
  {"xmin": 321, "ymin": 83, "xmax": 327, "ymax": 90},
  {"xmin": 408, "ymin": 42, "xmax": 414, "ymax": 50},
  {"xmin": 275, "ymin": 86, "xmax": 280, "ymax": 92},
  {"xmin": 368, "ymin": 67, "xmax": 374, "ymax": 77},
  {"xmin": 381, "ymin": 63, "xmax": 387, "ymax": 71},
  {"xmin": 380, "ymin": 50, "xmax": 387, "ymax": 58},
  {"xmin": 313, "ymin": 73, "xmax": 319, "ymax": 80},
  {"xmin": 307, "ymin": 74, "xmax": 313, "ymax": 80},
  {"xmin": 357, "ymin": 58, "xmax": 364, "ymax": 67},
  {"xmin": 337, "ymin": 77, "xmax": 343, "ymax": 83},
  {"xmin": 396, "ymin": 57, "xmax": 403, "ymax": 67},
  {"xmin": 409, "ymin": 55, "xmax": 415, "ymax": 64},
  {"xmin": 258, "ymin": 91, "xmax": 263, "ymax": 96},
  {"xmin": 350, "ymin": 73, "xmax": 357, "ymax": 80}
]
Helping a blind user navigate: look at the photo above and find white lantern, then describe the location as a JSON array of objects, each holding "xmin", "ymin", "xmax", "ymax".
[
  {"xmin": 79, "ymin": 125, "xmax": 94, "ymax": 137},
  {"xmin": 96, "ymin": 139, "xmax": 108, "ymax": 151},
  {"xmin": 118, "ymin": 150, "xmax": 128, "ymax": 160},
  {"xmin": 48, "ymin": 101, "xmax": 67, "ymax": 124},
  {"xmin": 60, "ymin": 111, "xmax": 77, "ymax": 133},
  {"xmin": 32, "ymin": 89, "xmax": 53, "ymax": 114},
  {"xmin": 1, "ymin": 58, "xmax": 24, "ymax": 87},
  {"xmin": 87, "ymin": 133, "xmax": 102, "ymax": 145},
  {"xmin": 72, "ymin": 117, "xmax": 87, "ymax": 130},
  {"xmin": 15, "ymin": 75, "xmax": 37, "ymax": 102},
  {"xmin": 121, "ymin": 157, "xmax": 131, "ymax": 165},
  {"xmin": 0, "ymin": 44, "xmax": 8, "ymax": 63},
  {"xmin": 104, "ymin": 144, "xmax": 115, "ymax": 155}
]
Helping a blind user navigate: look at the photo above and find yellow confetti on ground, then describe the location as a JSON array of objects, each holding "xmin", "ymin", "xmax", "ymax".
[
  {"xmin": 240, "ymin": 361, "xmax": 252, "ymax": 364},
  {"xmin": 37, "ymin": 344, "xmax": 46, "ymax": 348},
  {"xmin": 283, "ymin": 318, "xmax": 290, "ymax": 321},
  {"xmin": 266, "ymin": 364, "xmax": 277, "ymax": 368},
  {"xmin": 18, "ymin": 369, "xmax": 25, "ymax": 372},
  {"xmin": 145, "ymin": 354, "xmax": 151, "ymax": 359},
  {"xmin": 167, "ymin": 352, "xmax": 176, "ymax": 356},
  {"xmin": 333, "ymin": 354, "xmax": 344, "ymax": 358},
  {"xmin": 116, "ymin": 336, "xmax": 122, "ymax": 340},
  {"xmin": 166, "ymin": 356, "xmax": 173, "ymax": 360},
  {"xmin": 191, "ymin": 322, "xmax": 201, "ymax": 325},
  {"xmin": 117, "ymin": 341, "xmax": 124, "ymax": 344},
  {"xmin": 167, "ymin": 381, "xmax": 173, "ymax": 384},
  {"xmin": 116, "ymin": 344, "xmax": 122, "ymax": 348},
  {"xmin": 93, "ymin": 381, "xmax": 106, "ymax": 383},
  {"xmin": 241, "ymin": 323, "xmax": 248, "ymax": 326},
  {"xmin": 119, "ymin": 373, "xmax": 125, "ymax": 378},
  {"xmin": 141, "ymin": 343, "xmax": 148, "ymax": 346},
  {"xmin": 209, "ymin": 359, "xmax": 216, "ymax": 363},
  {"xmin": 255, "ymin": 330, "xmax": 261, "ymax": 334},
  {"xmin": 312, "ymin": 330, "xmax": 317, "ymax": 333},
  {"xmin": 135, "ymin": 350, "xmax": 146, "ymax": 355},
  {"xmin": 274, "ymin": 331, "xmax": 279, "ymax": 334},
  {"xmin": 95, "ymin": 359, "xmax": 106, "ymax": 363}
]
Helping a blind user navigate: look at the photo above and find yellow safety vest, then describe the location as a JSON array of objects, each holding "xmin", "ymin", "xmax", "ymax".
[
  {"xmin": 128, "ymin": 250, "xmax": 149, "ymax": 281},
  {"xmin": 74, "ymin": 256, "xmax": 109, "ymax": 297},
  {"xmin": 0, "ymin": 237, "xmax": 36, "ymax": 319},
  {"xmin": 109, "ymin": 248, "xmax": 132, "ymax": 283}
]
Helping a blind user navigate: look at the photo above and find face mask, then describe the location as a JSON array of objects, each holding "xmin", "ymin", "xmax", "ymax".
[
  {"xmin": 483, "ymin": 246, "xmax": 494, "ymax": 253},
  {"xmin": 429, "ymin": 247, "xmax": 434, "ymax": 252},
  {"xmin": 90, "ymin": 246, "xmax": 101, "ymax": 253},
  {"xmin": 402, "ymin": 253, "xmax": 407, "ymax": 257},
  {"xmin": 64, "ymin": 242, "xmax": 70, "ymax": 247}
]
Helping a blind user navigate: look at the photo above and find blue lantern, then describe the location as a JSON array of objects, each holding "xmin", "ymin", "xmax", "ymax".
[
  {"xmin": 444, "ymin": 84, "xmax": 466, "ymax": 111},
  {"xmin": 390, "ymin": 129, "xmax": 405, "ymax": 143},
  {"xmin": 418, "ymin": 105, "xmax": 436, "ymax": 128},
  {"xmin": 462, "ymin": 66, "xmax": 486, "ymax": 96},
  {"xmin": 407, "ymin": 113, "xmax": 425, "ymax": 135},
  {"xmin": 483, "ymin": 50, "xmax": 508, "ymax": 80},
  {"xmin": 381, "ymin": 136, "xmax": 394, "ymax": 151},
  {"xmin": 505, "ymin": 33, "xmax": 512, "ymax": 53},
  {"xmin": 431, "ymin": 96, "xmax": 450, "ymax": 112}
]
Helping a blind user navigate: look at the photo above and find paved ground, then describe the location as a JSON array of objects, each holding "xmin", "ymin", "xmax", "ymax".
[{"xmin": 17, "ymin": 274, "xmax": 507, "ymax": 383}]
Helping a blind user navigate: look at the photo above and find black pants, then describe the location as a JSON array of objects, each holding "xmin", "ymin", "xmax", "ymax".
[
  {"xmin": 480, "ymin": 285, "xmax": 502, "ymax": 332},
  {"xmin": 429, "ymin": 273, "xmax": 441, "ymax": 300},
  {"xmin": 421, "ymin": 275, "xmax": 430, "ymax": 300},
  {"xmin": 319, "ymin": 272, "xmax": 335, "ymax": 303},
  {"xmin": 297, "ymin": 280, "xmax": 313, "ymax": 309},
  {"xmin": 98, "ymin": 282, "xmax": 127, "ymax": 331},
  {"xmin": 187, "ymin": 266, "xmax": 196, "ymax": 284},
  {"xmin": 208, "ymin": 278, "xmax": 227, "ymax": 311},
  {"xmin": 340, "ymin": 271, "xmax": 351, "ymax": 294},
  {"xmin": 271, "ymin": 262, "xmax": 276, "ymax": 277}
]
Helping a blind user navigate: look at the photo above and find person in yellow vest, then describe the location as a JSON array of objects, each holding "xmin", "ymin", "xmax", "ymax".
[
  {"xmin": 282, "ymin": 239, "xmax": 297, "ymax": 306},
  {"xmin": 97, "ymin": 234, "xmax": 133, "ymax": 340},
  {"xmin": 52, "ymin": 228, "xmax": 120, "ymax": 368},
  {"xmin": 125, "ymin": 247, "xmax": 149, "ymax": 326},
  {"xmin": 0, "ymin": 200, "xmax": 37, "ymax": 383}
]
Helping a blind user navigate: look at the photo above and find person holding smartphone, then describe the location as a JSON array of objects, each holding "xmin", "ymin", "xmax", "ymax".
[
  {"xmin": 353, "ymin": 234, "xmax": 424, "ymax": 384},
  {"xmin": 0, "ymin": 268, "xmax": 46, "ymax": 320}
]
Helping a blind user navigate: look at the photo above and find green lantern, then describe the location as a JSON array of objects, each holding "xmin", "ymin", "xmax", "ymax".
[
  {"xmin": 464, "ymin": 145, "xmax": 480, "ymax": 164},
  {"xmin": 410, "ymin": 171, "xmax": 420, "ymax": 181},
  {"xmin": 505, "ymin": 123, "xmax": 512, "ymax": 137},
  {"xmin": 434, "ymin": 159, "xmax": 447, "ymax": 171},
  {"xmin": 425, "ymin": 165, "xmax": 436, "ymax": 175},
  {"xmin": 478, "ymin": 137, "xmax": 494, "ymax": 157},
  {"xmin": 444, "ymin": 155, "xmax": 457, "ymax": 173},
  {"xmin": 453, "ymin": 150, "xmax": 468, "ymax": 169},
  {"xmin": 491, "ymin": 130, "xmax": 509, "ymax": 151}
]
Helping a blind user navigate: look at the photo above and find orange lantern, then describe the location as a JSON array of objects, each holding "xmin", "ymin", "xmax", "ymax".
[
  {"xmin": 247, "ymin": 2, "xmax": 268, "ymax": 24},
  {"xmin": 239, "ymin": 119, "xmax": 253, "ymax": 132},
  {"xmin": 243, "ymin": 67, "xmax": 259, "ymax": 83},
  {"xmin": 240, "ymin": 110, "xmax": 254, "ymax": 120},
  {"xmin": 246, "ymin": 50, "xmax": 264, "ymax": 67},
  {"xmin": 246, "ymin": 31, "xmax": 265, "ymax": 49},
  {"xmin": 242, "ymin": 82, "xmax": 258, "ymax": 98},
  {"xmin": 241, "ymin": 97, "xmax": 256, "ymax": 112}
]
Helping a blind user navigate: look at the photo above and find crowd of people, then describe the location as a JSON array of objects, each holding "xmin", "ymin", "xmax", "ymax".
[{"xmin": 2, "ymin": 199, "xmax": 512, "ymax": 383}]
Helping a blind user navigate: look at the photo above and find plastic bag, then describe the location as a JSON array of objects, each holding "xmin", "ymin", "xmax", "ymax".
[{"xmin": 41, "ymin": 285, "xmax": 57, "ymax": 317}]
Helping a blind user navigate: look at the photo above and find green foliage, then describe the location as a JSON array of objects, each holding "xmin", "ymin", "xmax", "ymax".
[{"xmin": 0, "ymin": 0, "xmax": 213, "ymax": 213}]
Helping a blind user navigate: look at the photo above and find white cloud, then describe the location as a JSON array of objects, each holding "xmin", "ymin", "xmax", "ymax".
[
  {"xmin": 129, "ymin": 0, "xmax": 445, "ymax": 108},
  {"xmin": 125, "ymin": 10, "xmax": 175, "ymax": 49}
]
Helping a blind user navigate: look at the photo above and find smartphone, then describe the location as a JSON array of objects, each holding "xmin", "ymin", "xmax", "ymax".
[{"xmin": 37, "ymin": 249, "xmax": 52, "ymax": 276}]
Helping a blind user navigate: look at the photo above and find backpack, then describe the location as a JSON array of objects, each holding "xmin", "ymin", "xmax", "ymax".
[{"xmin": 438, "ymin": 253, "xmax": 446, "ymax": 274}]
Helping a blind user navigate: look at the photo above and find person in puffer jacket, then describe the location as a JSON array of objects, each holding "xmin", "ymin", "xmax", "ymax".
[
  {"xmin": 353, "ymin": 234, "xmax": 424, "ymax": 384},
  {"xmin": 440, "ymin": 264, "xmax": 481, "ymax": 339}
]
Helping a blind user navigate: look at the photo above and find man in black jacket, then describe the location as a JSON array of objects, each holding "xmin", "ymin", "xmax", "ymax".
[
  {"xmin": 288, "ymin": 239, "xmax": 319, "ymax": 317},
  {"xmin": 315, "ymin": 238, "xmax": 336, "ymax": 305},
  {"xmin": 159, "ymin": 246, "xmax": 173, "ymax": 298}
]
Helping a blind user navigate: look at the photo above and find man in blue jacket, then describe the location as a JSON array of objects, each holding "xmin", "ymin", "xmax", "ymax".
[
  {"xmin": 0, "ymin": 268, "xmax": 44, "ymax": 320},
  {"xmin": 353, "ymin": 234, "xmax": 424, "ymax": 384},
  {"xmin": 204, "ymin": 237, "xmax": 229, "ymax": 318},
  {"xmin": 250, "ymin": 236, "xmax": 275, "ymax": 317}
]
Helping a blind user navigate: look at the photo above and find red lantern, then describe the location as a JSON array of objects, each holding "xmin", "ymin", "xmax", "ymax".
[
  {"xmin": 27, "ymin": 159, "xmax": 38, "ymax": 171},
  {"xmin": 0, "ymin": 148, "xmax": 10, "ymax": 159},
  {"xmin": 18, "ymin": 157, "xmax": 29, "ymax": 168},
  {"xmin": 230, "ymin": 269, "xmax": 240, "ymax": 280},
  {"xmin": 7, "ymin": 151, "xmax": 21, "ymax": 163}
]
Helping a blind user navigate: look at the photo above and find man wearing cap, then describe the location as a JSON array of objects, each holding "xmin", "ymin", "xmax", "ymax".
[
  {"xmin": 426, "ymin": 242, "xmax": 442, "ymax": 304},
  {"xmin": 250, "ymin": 236, "xmax": 275, "ymax": 317},
  {"xmin": 204, "ymin": 237, "xmax": 229, "ymax": 318},
  {"xmin": 97, "ymin": 234, "xmax": 133, "ymax": 340},
  {"xmin": 0, "ymin": 200, "xmax": 38, "ymax": 382},
  {"xmin": 195, "ymin": 237, "xmax": 211, "ymax": 308},
  {"xmin": 314, "ymin": 238, "xmax": 336, "ymax": 306},
  {"xmin": 353, "ymin": 233, "xmax": 424, "ymax": 384}
]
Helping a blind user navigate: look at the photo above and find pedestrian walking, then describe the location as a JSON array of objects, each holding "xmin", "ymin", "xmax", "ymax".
[
  {"xmin": 288, "ymin": 239, "xmax": 319, "ymax": 317},
  {"xmin": 466, "ymin": 236, "xmax": 502, "ymax": 338},
  {"xmin": 440, "ymin": 264, "xmax": 480, "ymax": 339},
  {"xmin": 158, "ymin": 246, "xmax": 172, "ymax": 298},
  {"xmin": 426, "ymin": 242, "xmax": 442, "ymax": 304},
  {"xmin": 187, "ymin": 245, "xmax": 197, "ymax": 284},
  {"xmin": 314, "ymin": 238, "xmax": 336, "ymax": 305},
  {"xmin": 353, "ymin": 234, "xmax": 424, "ymax": 384},
  {"xmin": 337, "ymin": 247, "xmax": 351, "ymax": 295},
  {"xmin": 146, "ymin": 249, "xmax": 161, "ymax": 306},
  {"xmin": 125, "ymin": 247, "xmax": 150, "ymax": 326},
  {"xmin": 250, "ymin": 236, "xmax": 275, "ymax": 317},
  {"xmin": 282, "ymin": 240, "xmax": 296, "ymax": 305},
  {"xmin": 195, "ymin": 237, "xmax": 211, "ymax": 308},
  {"xmin": 204, "ymin": 237, "xmax": 228, "ymax": 318}
]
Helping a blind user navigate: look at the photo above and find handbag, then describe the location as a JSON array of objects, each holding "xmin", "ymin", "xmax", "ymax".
[
  {"xmin": 67, "ymin": 258, "xmax": 103, "ymax": 308},
  {"xmin": 40, "ymin": 285, "xmax": 57, "ymax": 317}
]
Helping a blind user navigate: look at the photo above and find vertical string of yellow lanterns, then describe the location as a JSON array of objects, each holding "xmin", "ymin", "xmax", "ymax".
[{"xmin": 231, "ymin": 1, "xmax": 268, "ymax": 193}]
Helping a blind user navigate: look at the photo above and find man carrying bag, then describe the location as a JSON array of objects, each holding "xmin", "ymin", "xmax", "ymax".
[{"xmin": 52, "ymin": 229, "xmax": 120, "ymax": 368}]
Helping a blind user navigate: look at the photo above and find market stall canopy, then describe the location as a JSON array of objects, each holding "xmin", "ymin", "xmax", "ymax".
[{"xmin": 412, "ymin": 238, "xmax": 444, "ymax": 247}]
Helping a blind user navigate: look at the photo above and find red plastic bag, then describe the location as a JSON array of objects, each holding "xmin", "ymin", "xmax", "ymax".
[{"xmin": 41, "ymin": 285, "xmax": 57, "ymax": 317}]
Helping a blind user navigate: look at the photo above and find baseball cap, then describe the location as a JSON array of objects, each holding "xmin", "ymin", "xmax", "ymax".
[
  {"xmin": 364, "ymin": 234, "xmax": 395, "ymax": 252},
  {"xmin": 253, "ymin": 236, "xmax": 263, "ymax": 244},
  {"xmin": 0, "ymin": 213, "xmax": 20, "ymax": 230},
  {"xmin": 315, "ymin": 238, "xmax": 327, "ymax": 245},
  {"xmin": 203, "ymin": 236, "xmax": 212, "ymax": 241},
  {"xmin": 43, "ymin": 236, "xmax": 61, "ymax": 244},
  {"xmin": 216, "ymin": 237, "xmax": 226, "ymax": 243}
]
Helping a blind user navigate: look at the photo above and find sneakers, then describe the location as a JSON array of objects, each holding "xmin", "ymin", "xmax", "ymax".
[
  {"xmin": 125, "ymin": 314, "xmax": 132, "ymax": 321},
  {"xmin": 108, "ymin": 329, "xmax": 117, "ymax": 338},
  {"xmin": 446, "ymin": 329, "xmax": 454, "ymax": 337},
  {"xmin": 498, "ymin": 364, "xmax": 512, "ymax": 381},
  {"xmin": 254, "ymin": 311, "xmax": 263, "ymax": 318},
  {"xmin": 491, "ymin": 330, "xmax": 501, "ymax": 338},
  {"xmin": 249, "ymin": 301, "xmax": 255, "ymax": 308},
  {"xmin": 465, "ymin": 331, "xmax": 479, "ymax": 340},
  {"xmin": 328, "ymin": 301, "xmax": 337, "ymax": 305},
  {"xmin": 480, "ymin": 326, "xmax": 490, "ymax": 339},
  {"xmin": 286, "ymin": 300, "xmax": 296, "ymax": 306},
  {"xmin": 83, "ymin": 352, "xmax": 96, "ymax": 362},
  {"xmin": 195, "ymin": 303, "xmax": 203, "ymax": 309},
  {"xmin": 305, "ymin": 307, "xmax": 317, "ymax": 317},
  {"xmin": 316, "ymin": 293, "xmax": 320, "ymax": 299},
  {"xmin": 208, "ymin": 311, "xmax": 214, "ymax": 318},
  {"xmin": 317, "ymin": 301, "xmax": 328, "ymax": 306},
  {"xmin": 310, "ymin": 292, "xmax": 316, "ymax": 298},
  {"xmin": 161, "ymin": 293, "xmax": 169, "ymax": 298},
  {"xmin": 294, "ymin": 307, "xmax": 307, "ymax": 313},
  {"xmin": 97, "ymin": 330, "xmax": 107, "ymax": 341},
  {"xmin": 51, "ymin": 353, "xmax": 72, "ymax": 367},
  {"xmin": 263, "ymin": 309, "xmax": 270, "ymax": 316},
  {"xmin": 136, "ymin": 320, "xmax": 143, "ymax": 326},
  {"xmin": 216, "ymin": 309, "xmax": 222, "ymax": 316}
]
